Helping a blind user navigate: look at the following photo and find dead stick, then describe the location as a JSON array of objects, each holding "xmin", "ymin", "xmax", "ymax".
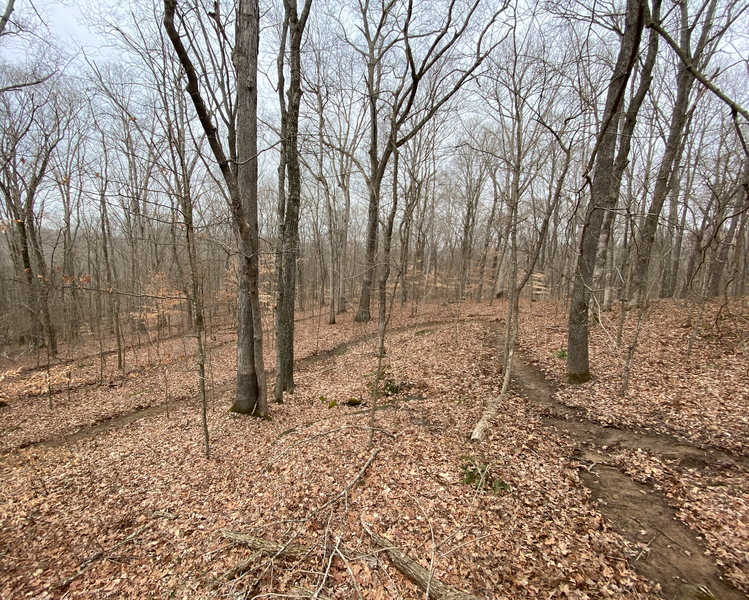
[
  {"xmin": 221, "ymin": 531, "xmax": 310, "ymax": 559},
  {"xmin": 220, "ymin": 550, "xmax": 261, "ymax": 582},
  {"xmin": 222, "ymin": 451, "xmax": 378, "ymax": 588},
  {"xmin": 335, "ymin": 547, "xmax": 365, "ymax": 600},
  {"xmin": 310, "ymin": 449, "xmax": 379, "ymax": 519},
  {"xmin": 361, "ymin": 517, "xmax": 483, "ymax": 600}
]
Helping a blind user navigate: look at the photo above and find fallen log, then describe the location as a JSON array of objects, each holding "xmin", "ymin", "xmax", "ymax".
[
  {"xmin": 221, "ymin": 530, "xmax": 311, "ymax": 559},
  {"xmin": 361, "ymin": 518, "xmax": 483, "ymax": 600},
  {"xmin": 219, "ymin": 532, "xmax": 311, "ymax": 582}
]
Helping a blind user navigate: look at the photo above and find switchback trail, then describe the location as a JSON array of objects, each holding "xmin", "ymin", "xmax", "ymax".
[
  {"xmin": 492, "ymin": 322, "xmax": 747, "ymax": 600},
  {"xmin": 8, "ymin": 316, "xmax": 746, "ymax": 599}
]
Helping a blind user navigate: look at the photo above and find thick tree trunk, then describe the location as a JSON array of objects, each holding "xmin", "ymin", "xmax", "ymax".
[
  {"xmin": 27, "ymin": 217, "xmax": 56, "ymax": 356},
  {"xmin": 233, "ymin": 0, "xmax": 267, "ymax": 417},
  {"xmin": 592, "ymin": 3, "xmax": 660, "ymax": 305},
  {"xmin": 337, "ymin": 183, "xmax": 351, "ymax": 313},
  {"xmin": 0, "ymin": 0, "xmax": 15, "ymax": 37},
  {"xmin": 398, "ymin": 177, "xmax": 420, "ymax": 307},
  {"xmin": 274, "ymin": 13, "xmax": 290, "ymax": 401},
  {"xmin": 356, "ymin": 40, "xmax": 384, "ymax": 323},
  {"xmin": 182, "ymin": 187, "xmax": 210, "ymax": 457},
  {"xmin": 730, "ymin": 208, "xmax": 748, "ymax": 296},
  {"xmin": 13, "ymin": 219, "xmax": 43, "ymax": 347},
  {"xmin": 164, "ymin": 0, "xmax": 267, "ymax": 416},
  {"xmin": 275, "ymin": 0, "xmax": 312, "ymax": 401},
  {"xmin": 458, "ymin": 159, "xmax": 482, "ymax": 300}
]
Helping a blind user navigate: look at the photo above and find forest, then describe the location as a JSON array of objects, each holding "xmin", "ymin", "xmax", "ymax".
[{"xmin": 0, "ymin": 0, "xmax": 748, "ymax": 598}]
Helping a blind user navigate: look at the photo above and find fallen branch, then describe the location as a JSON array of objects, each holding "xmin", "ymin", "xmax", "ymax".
[
  {"xmin": 470, "ymin": 392, "xmax": 506, "ymax": 441},
  {"xmin": 290, "ymin": 585, "xmax": 334, "ymax": 599},
  {"xmin": 218, "ymin": 532, "xmax": 311, "ymax": 583},
  {"xmin": 219, "ymin": 550, "xmax": 260, "ymax": 582},
  {"xmin": 220, "ymin": 530, "xmax": 310, "ymax": 559},
  {"xmin": 471, "ymin": 335, "xmax": 517, "ymax": 441},
  {"xmin": 335, "ymin": 546, "xmax": 365, "ymax": 600},
  {"xmin": 221, "ymin": 450, "xmax": 379, "ymax": 590},
  {"xmin": 313, "ymin": 448, "xmax": 379, "ymax": 518},
  {"xmin": 361, "ymin": 517, "xmax": 483, "ymax": 600}
]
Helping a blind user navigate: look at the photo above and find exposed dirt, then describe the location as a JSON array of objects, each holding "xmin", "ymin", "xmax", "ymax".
[{"xmin": 498, "ymin": 322, "xmax": 747, "ymax": 600}]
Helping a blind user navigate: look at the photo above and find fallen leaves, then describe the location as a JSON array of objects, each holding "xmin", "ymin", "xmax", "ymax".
[
  {"xmin": 516, "ymin": 297, "xmax": 749, "ymax": 592},
  {"xmin": 1, "ymin": 299, "xmax": 740, "ymax": 598},
  {"xmin": 517, "ymin": 298, "xmax": 748, "ymax": 454}
]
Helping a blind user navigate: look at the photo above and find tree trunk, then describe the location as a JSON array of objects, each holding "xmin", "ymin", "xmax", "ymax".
[
  {"xmin": 476, "ymin": 169, "xmax": 499, "ymax": 302},
  {"xmin": 233, "ymin": 0, "xmax": 267, "ymax": 416},
  {"xmin": 566, "ymin": 0, "xmax": 644, "ymax": 382},
  {"xmin": 275, "ymin": 0, "xmax": 312, "ymax": 402},
  {"xmin": 164, "ymin": 0, "xmax": 267, "ymax": 416},
  {"xmin": 629, "ymin": 0, "xmax": 720, "ymax": 306},
  {"xmin": 707, "ymin": 160, "xmax": 749, "ymax": 296}
]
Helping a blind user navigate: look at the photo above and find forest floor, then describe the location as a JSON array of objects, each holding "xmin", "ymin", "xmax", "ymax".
[{"xmin": 0, "ymin": 297, "xmax": 747, "ymax": 600}]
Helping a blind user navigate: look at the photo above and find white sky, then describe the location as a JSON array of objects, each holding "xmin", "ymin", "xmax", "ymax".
[{"xmin": 0, "ymin": 0, "xmax": 114, "ymax": 65}]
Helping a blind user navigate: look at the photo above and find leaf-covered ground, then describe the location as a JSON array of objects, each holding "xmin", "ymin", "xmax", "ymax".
[
  {"xmin": 517, "ymin": 298, "xmax": 749, "ymax": 454},
  {"xmin": 516, "ymin": 297, "xmax": 749, "ymax": 593},
  {"xmin": 1, "ymin": 298, "xmax": 746, "ymax": 599}
]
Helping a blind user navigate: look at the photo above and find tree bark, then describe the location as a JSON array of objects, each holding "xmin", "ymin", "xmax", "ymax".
[
  {"xmin": 0, "ymin": 0, "xmax": 15, "ymax": 37},
  {"xmin": 566, "ymin": 0, "xmax": 644, "ymax": 382},
  {"xmin": 275, "ymin": 0, "xmax": 312, "ymax": 402},
  {"xmin": 629, "ymin": 0, "xmax": 720, "ymax": 306},
  {"xmin": 234, "ymin": 0, "xmax": 268, "ymax": 416},
  {"xmin": 164, "ymin": 0, "xmax": 267, "ymax": 416},
  {"xmin": 362, "ymin": 521, "xmax": 482, "ymax": 600}
]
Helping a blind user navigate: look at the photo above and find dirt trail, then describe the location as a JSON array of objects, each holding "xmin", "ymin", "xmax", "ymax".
[
  {"xmin": 498, "ymin": 323, "xmax": 746, "ymax": 600},
  {"xmin": 5, "ymin": 318, "xmax": 448, "ymax": 455},
  {"xmin": 8, "ymin": 317, "xmax": 747, "ymax": 599}
]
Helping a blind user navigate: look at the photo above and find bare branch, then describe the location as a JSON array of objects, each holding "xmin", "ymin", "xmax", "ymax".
[{"xmin": 647, "ymin": 19, "xmax": 749, "ymax": 123}]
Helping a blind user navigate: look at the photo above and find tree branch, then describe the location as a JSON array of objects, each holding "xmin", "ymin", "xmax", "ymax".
[{"xmin": 647, "ymin": 19, "xmax": 749, "ymax": 122}]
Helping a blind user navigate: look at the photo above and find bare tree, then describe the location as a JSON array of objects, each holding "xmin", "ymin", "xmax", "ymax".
[
  {"xmin": 471, "ymin": 14, "xmax": 574, "ymax": 439},
  {"xmin": 566, "ymin": 0, "xmax": 646, "ymax": 382},
  {"xmin": 274, "ymin": 0, "xmax": 313, "ymax": 403},
  {"xmin": 0, "ymin": 0, "xmax": 15, "ymax": 38},
  {"xmin": 303, "ymin": 25, "xmax": 367, "ymax": 316},
  {"xmin": 348, "ymin": 0, "xmax": 508, "ymax": 322},
  {"xmin": 628, "ymin": 0, "xmax": 745, "ymax": 306},
  {"xmin": 164, "ymin": 0, "xmax": 267, "ymax": 417},
  {"xmin": 0, "ymin": 72, "xmax": 74, "ymax": 357}
]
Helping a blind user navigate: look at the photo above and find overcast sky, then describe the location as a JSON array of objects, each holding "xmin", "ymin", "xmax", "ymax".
[{"xmin": 0, "ymin": 0, "xmax": 114, "ymax": 65}]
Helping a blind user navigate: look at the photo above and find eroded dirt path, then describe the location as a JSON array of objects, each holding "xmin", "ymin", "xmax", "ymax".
[{"xmin": 497, "ymin": 322, "xmax": 746, "ymax": 600}]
